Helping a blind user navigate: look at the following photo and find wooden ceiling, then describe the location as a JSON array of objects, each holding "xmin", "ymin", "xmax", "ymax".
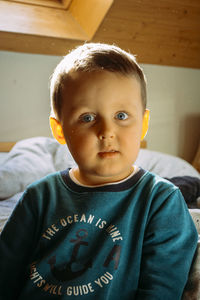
[
  {"xmin": 0, "ymin": 0, "xmax": 200, "ymax": 68},
  {"xmin": 94, "ymin": 0, "xmax": 200, "ymax": 68}
]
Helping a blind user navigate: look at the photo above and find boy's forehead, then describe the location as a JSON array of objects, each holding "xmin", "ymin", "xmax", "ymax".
[
  {"xmin": 62, "ymin": 70, "xmax": 140, "ymax": 91},
  {"xmin": 60, "ymin": 70, "xmax": 143, "ymax": 115}
]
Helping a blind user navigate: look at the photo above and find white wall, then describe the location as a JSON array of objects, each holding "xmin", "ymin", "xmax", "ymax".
[
  {"xmin": 142, "ymin": 64, "xmax": 200, "ymax": 161},
  {"xmin": 0, "ymin": 51, "xmax": 61, "ymax": 141},
  {"xmin": 0, "ymin": 51, "xmax": 199, "ymax": 160}
]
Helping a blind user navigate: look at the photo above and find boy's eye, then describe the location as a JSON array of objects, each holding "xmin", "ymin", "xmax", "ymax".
[
  {"xmin": 115, "ymin": 112, "xmax": 128, "ymax": 120},
  {"xmin": 80, "ymin": 113, "xmax": 96, "ymax": 123}
]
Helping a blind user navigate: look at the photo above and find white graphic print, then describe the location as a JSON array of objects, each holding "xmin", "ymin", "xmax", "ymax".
[{"xmin": 29, "ymin": 213, "xmax": 123, "ymax": 296}]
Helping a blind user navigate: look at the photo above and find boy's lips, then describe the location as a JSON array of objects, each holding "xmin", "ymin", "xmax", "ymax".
[{"xmin": 98, "ymin": 150, "xmax": 119, "ymax": 158}]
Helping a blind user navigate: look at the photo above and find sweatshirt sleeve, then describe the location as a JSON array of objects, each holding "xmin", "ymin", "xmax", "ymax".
[
  {"xmin": 136, "ymin": 188, "xmax": 198, "ymax": 300},
  {"xmin": 0, "ymin": 188, "xmax": 39, "ymax": 299}
]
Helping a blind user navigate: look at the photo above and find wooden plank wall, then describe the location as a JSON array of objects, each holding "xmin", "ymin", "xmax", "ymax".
[{"xmin": 92, "ymin": 0, "xmax": 200, "ymax": 68}]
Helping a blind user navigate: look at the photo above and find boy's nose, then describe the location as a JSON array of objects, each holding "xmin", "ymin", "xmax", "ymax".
[
  {"xmin": 98, "ymin": 120, "xmax": 115, "ymax": 140},
  {"xmin": 99, "ymin": 133, "xmax": 114, "ymax": 140}
]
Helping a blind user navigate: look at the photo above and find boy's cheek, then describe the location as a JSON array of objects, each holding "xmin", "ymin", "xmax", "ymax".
[{"xmin": 66, "ymin": 135, "xmax": 94, "ymax": 156}]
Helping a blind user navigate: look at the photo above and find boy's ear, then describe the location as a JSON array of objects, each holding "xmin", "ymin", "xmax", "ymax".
[
  {"xmin": 141, "ymin": 109, "xmax": 150, "ymax": 141},
  {"xmin": 49, "ymin": 117, "xmax": 66, "ymax": 145}
]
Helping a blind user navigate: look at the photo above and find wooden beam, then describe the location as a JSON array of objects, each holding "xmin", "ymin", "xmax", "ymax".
[
  {"xmin": 0, "ymin": 1, "xmax": 87, "ymax": 40},
  {"xmin": 141, "ymin": 140, "xmax": 147, "ymax": 149},
  {"xmin": 0, "ymin": 31, "xmax": 81, "ymax": 55},
  {"xmin": 69, "ymin": 0, "xmax": 113, "ymax": 39},
  {"xmin": 62, "ymin": 0, "xmax": 72, "ymax": 9},
  {"xmin": 0, "ymin": 142, "xmax": 16, "ymax": 152},
  {"xmin": 7, "ymin": 0, "xmax": 67, "ymax": 9}
]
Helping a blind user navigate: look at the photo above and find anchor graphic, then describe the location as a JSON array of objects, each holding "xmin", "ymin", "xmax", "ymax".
[{"xmin": 48, "ymin": 229, "xmax": 92, "ymax": 282}]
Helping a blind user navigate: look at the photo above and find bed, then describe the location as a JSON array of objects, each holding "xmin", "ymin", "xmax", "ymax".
[{"xmin": 0, "ymin": 136, "xmax": 200, "ymax": 299}]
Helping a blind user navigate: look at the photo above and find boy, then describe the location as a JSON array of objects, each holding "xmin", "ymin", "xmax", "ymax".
[{"xmin": 0, "ymin": 43, "xmax": 198, "ymax": 299}]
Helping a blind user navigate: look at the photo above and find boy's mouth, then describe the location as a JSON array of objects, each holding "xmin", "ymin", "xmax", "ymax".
[{"xmin": 98, "ymin": 150, "xmax": 119, "ymax": 158}]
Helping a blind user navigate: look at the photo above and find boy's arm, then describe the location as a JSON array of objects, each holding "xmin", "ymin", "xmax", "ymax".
[
  {"xmin": 136, "ymin": 189, "xmax": 198, "ymax": 300},
  {"xmin": 0, "ymin": 189, "xmax": 38, "ymax": 299}
]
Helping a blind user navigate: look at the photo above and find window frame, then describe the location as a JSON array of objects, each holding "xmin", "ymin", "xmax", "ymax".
[{"xmin": 0, "ymin": 0, "xmax": 113, "ymax": 54}]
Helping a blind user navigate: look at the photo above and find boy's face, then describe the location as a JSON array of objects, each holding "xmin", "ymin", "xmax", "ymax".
[{"xmin": 60, "ymin": 70, "xmax": 147, "ymax": 185}]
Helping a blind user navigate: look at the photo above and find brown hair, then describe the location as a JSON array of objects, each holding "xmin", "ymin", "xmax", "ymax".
[{"xmin": 50, "ymin": 43, "xmax": 147, "ymax": 120}]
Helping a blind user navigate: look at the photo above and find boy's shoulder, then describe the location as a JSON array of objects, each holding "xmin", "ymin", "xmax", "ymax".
[
  {"xmin": 23, "ymin": 171, "xmax": 64, "ymax": 199},
  {"xmin": 28, "ymin": 171, "xmax": 62, "ymax": 188},
  {"xmin": 137, "ymin": 169, "xmax": 179, "ymax": 192},
  {"xmin": 18, "ymin": 171, "xmax": 66, "ymax": 210}
]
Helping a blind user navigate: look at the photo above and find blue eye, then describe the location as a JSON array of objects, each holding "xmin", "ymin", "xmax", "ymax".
[
  {"xmin": 80, "ymin": 113, "xmax": 95, "ymax": 123},
  {"xmin": 116, "ymin": 112, "xmax": 128, "ymax": 120}
]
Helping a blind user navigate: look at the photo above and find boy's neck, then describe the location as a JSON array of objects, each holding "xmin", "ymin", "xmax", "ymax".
[{"xmin": 71, "ymin": 166, "xmax": 136, "ymax": 187}]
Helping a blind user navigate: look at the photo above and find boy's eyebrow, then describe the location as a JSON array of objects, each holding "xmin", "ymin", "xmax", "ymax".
[{"xmin": 68, "ymin": 106, "xmax": 93, "ymax": 114}]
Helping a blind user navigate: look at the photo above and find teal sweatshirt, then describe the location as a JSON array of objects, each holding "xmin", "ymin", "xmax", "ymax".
[{"xmin": 0, "ymin": 169, "xmax": 198, "ymax": 299}]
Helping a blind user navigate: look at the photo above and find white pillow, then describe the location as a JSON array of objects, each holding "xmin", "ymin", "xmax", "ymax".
[
  {"xmin": 135, "ymin": 149, "xmax": 200, "ymax": 178},
  {"xmin": 0, "ymin": 137, "xmax": 58, "ymax": 199}
]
